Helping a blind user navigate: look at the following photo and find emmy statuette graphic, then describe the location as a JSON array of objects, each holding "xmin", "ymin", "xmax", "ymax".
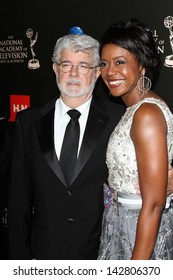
[
  {"xmin": 26, "ymin": 28, "xmax": 40, "ymax": 69},
  {"xmin": 164, "ymin": 16, "xmax": 173, "ymax": 67}
]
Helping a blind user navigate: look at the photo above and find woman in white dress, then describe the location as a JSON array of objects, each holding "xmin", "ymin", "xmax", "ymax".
[{"xmin": 98, "ymin": 18, "xmax": 173, "ymax": 260}]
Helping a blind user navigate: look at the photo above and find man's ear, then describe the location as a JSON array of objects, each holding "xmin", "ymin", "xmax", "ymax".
[
  {"xmin": 52, "ymin": 63, "xmax": 57, "ymax": 74},
  {"xmin": 95, "ymin": 67, "xmax": 101, "ymax": 81}
]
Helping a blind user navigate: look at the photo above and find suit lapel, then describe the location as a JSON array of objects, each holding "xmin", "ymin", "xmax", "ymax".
[
  {"xmin": 36, "ymin": 105, "xmax": 68, "ymax": 187},
  {"xmin": 71, "ymin": 96, "xmax": 109, "ymax": 184},
  {"xmin": 35, "ymin": 96, "xmax": 110, "ymax": 187}
]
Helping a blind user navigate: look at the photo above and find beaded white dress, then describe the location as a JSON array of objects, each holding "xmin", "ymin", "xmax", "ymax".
[{"xmin": 98, "ymin": 98, "xmax": 173, "ymax": 260}]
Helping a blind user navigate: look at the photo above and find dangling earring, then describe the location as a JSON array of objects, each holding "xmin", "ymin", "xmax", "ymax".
[{"xmin": 137, "ymin": 73, "xmax": 152, "ymax": 96}]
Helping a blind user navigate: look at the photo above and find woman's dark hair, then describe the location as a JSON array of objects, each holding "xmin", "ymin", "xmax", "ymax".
[{"xmin": 100, "ymin": 18, "xmax": 161, "ymax": 86}]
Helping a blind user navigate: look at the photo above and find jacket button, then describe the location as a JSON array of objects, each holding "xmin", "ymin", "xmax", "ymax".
[
  {"xmin": 67, "ymin": 190, "xmax": 72, "ymax": 196},
  {"xmin": 67, "ymin": 218, "xmax": 75, "ymax": 223}
]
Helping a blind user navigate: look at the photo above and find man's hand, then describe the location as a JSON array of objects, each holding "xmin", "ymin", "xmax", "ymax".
[{"xmin": 135, "ymin": 183, "xmax": 140, "ymax": 195}]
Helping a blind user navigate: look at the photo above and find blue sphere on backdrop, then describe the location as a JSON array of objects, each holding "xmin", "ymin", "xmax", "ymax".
[{"xmin": 68, "ymin": 26, "xmax": 84, "ymax": 35}]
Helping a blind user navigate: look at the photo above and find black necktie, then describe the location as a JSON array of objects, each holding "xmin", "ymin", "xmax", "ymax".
[{"xmin": 60, "ymin": 109, "xmax": 81, "ymax": 184}]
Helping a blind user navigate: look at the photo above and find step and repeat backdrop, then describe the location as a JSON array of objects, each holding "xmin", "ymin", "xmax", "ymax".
[{"xmin": 0, "ymin": 0, "xmax": 173, "ymax": 259}]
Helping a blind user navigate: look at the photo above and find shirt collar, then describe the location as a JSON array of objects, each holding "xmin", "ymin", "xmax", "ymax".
[{"xmin": 55, "ymin": 96, "xmax": 92, "ymax": 118}]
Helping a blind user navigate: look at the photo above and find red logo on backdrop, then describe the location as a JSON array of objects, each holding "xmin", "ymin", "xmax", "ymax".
[{"xmin": 9, "ymin": 95, "xmax": 30, "ymax": 122}]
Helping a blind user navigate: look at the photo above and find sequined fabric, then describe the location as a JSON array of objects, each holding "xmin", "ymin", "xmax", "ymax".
[{"xmin": 98, "ymin": 98, "xmax": 173, "ymax": 260}]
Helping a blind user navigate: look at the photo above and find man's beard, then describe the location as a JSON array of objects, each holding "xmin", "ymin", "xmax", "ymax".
[{"xmin": 56, "ymin": 77, "xmax": 96, "ymax": 98}]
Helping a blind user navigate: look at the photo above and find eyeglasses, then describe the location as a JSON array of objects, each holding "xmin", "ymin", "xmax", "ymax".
[{"xmin": 55, "ymin": 62, "xmax": 99, "ymax": 75}]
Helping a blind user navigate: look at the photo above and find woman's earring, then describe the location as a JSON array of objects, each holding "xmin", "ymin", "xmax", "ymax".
[{"xmin": 137, "ymin": 73, "xmax": 151, "ymax": 96}]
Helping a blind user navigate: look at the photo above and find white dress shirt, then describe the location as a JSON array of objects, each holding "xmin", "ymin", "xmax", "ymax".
[{"xmin": 54, "ymin": 96, "xmax": 92, "ymax": 160}]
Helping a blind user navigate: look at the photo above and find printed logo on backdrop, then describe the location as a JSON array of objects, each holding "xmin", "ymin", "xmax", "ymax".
[
  {"xmin": 9, "ymin": 95, "xmax": 30, "ymax": 122},
  {"xmin": 0, "ymin": 36, "xmax": 27, "ymax": 64},
  {"xmin": 163, "ymin": 16, "xmax": 173, "ymax": 67},
  {"xmin": 152, "ymin": 16, "xmax": 173, "ymax": 69},
  {"xmin": 152, "ymin": 28, "xmax": 165, "ymax": 56},
  {"xmin": 26, "ymin": 28, "xmax": 40, "ymax": 69},
  {"xmin": 0, "ymin": 28, "xmax": 40, "ymax": 69}
]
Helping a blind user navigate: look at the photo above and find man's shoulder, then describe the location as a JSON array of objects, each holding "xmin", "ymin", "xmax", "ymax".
[
  {"xmin": 16, "ymin": 98, "xmax": 57, "ymax": 122},
  {"xmin": 92, "ymin": 95, "xmax": 125, "ymax": 117}
]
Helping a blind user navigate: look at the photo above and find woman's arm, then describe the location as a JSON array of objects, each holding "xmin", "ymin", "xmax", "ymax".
[{"xmin": 130, "ymin": 103, "xmax": 168, "ymax": 260}]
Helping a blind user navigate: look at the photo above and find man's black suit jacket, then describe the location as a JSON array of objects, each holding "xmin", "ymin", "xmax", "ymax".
[
  {"xmin": 8, "ymin": 94, "xmax": 125, "ymax": 260},
  {"xmin": 0, "ymin": 117, "xmax": 12, "ymax": 259}
]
